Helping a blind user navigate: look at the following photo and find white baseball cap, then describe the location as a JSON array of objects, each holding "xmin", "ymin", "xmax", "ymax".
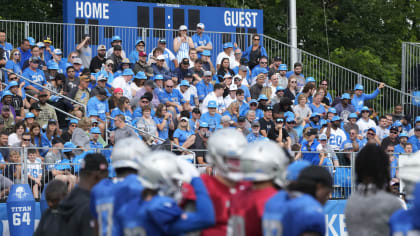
[
  {"xmin": 229, "ymin": 84, "xmax": 238, "ymax": 91},
  {"xmin": 156, "ymin": 55, "xmax": 165, "ymax": 60},
  {"xmin": 179, "ymin": 25, "xmax": 188, "ymax": 31},
  {"xmin": 197, "ymin": 23, "xmax": 205, "ymax": 29}
]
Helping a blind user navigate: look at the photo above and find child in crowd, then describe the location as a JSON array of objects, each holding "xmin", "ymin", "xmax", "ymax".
[{"xmin": 27, "ymin": 148, "xmax": 43, "ymax": 198}]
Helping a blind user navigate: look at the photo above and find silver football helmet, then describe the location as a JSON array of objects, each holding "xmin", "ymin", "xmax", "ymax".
[
  {"xmin": 112, "ymin": 137, "xmax": 150, "ymax": 170},
  {"xmin": 240, "ymin": 140, "xmax": 289, "ymax": 187},
  {"xmin": 207, "ymin": 128, "xmax": 248, "ymax": 181},
  {"xmin": 398, "ymin": 153, "xmax": 420, "ymax": 198},
  {"xmin": 138, "ymin": 151, "xmax": 189, "ymax": 199}
]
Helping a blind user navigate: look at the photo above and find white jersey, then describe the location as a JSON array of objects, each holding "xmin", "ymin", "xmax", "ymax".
[
  {"xmin": 201, "ymin": 92, "xmax": 226, "ymax": 114},
  {"xmin": 356, "ymin": 118, "xmax": 377, "ymax": 138},
  {"xmin": 27, "ymin": 158, "xmax": 43, "ymax": 178},
  {"xmin": 224, "ymin": 95, "xmax": 236, "ymax": 108},
  {"xmin": 216, "ymin": 51, "xmax": 236, "ymax": 69},
  {"xmin": 322, "ymin": 128, "xmax": 347, "ymax": 150},
  {"xmin": 376, "ymin": 126, "xmax": 390, "ymax": 140},
  {"xmin": 177, "ymin": 85, "xmax": 198, "ymax": 107}
]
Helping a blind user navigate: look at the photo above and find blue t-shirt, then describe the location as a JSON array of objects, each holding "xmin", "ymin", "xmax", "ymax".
[
  {"xmin": 196, "ymin": 80, "xmax": 214, "ymax": 101},
  {"xmin": 246, "ymin": 133, "xmax": 269, "ymax": 143},
  {"xmin": 110, "ymin": 108, "xmax": 133, "ymax": 130},
  {"xmin": 5, "ymin": 60, "xmax": 22, "ymax": 78},
  {"xmin": 0, "ymin": 42, "xmax": 13, "ymax": 59},
  {"xmin": 301, "ymin": 140, "xmax": 321, "ymax": 165},
  {"xmin": 43, "ymin": 45, "xmax": 56, "ymax": 62},
  {"xmin": 192, "ymin": 34, "xmax": 212, "ymax": 57},
  {"xmin": 173, "ymin": 128, "xmax": 194, "ymax": 146},
  {"xmin": 90, "ymin": 174, "xmax": 143, "ymax": 236},
  {"xmin": 309, "ymin": 103, "xmax": 326, "ymax": 115},
  {"xmin": 87, "ymin": 96, "xmax": 110, "ymax": 121},
  {"xmin": 22, "ymin": 67, "xmax": 47, "ymax": 91},
  {"xmin": 200, "ymin": 112, "xmax": 222, "ymax": 132},
  {"xmin": 262, "ymin": 190, "xmax": 289, "ymax": 235},
  {"xmin": 153, "ymin": 117, "xmax": 170, "ymax": 140},
  {"xmin": 158, "ymin": 89, "xmax": 185, "ymax": 113},
  {"xmin": 282, "ymin": 193, "xmax": 326, "ymax": 236}
]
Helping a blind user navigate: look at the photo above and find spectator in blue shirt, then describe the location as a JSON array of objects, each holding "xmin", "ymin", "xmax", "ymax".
[
  {"xmin": 110, "ymin": 96, "xmax": 133, "ymax": 130},
  {"xmin": 297, "ymin": 128, "xmax": 321, "ymax": 165},
  {"xmin": 408, "ymin": 126, "xmax": 420, "ymax": 151},
  {"xmin": 246, "ymin": 120, "xmax": 269, "ymax": 143},
  {"xmin": 196, "ymin": 71, "xmax": 214, "ymax": 102},
  {"xmin": 173, "ymin": 116, "xmax": 195, "ymax": 148},
  {"xmin": 128, "ymin": 38, "xmax": 145, "ymax": 64},
  {"xmin": 18, "ymin": 38, "xmax": 33, "ymax": 68},
  {"xmin": 42, "ymin": 36, "xmax": 55, "ymax": 63},
  {"xmin": 158, "ymin": 79, "xmax": 185, "ymax": 114},
  {"xmin": 89, "ymin": 127, "xmax": 103, "ymax": 149},
  {"xmin": 233, "ymin": 74, "xmax": 251, "ymax": 101},
  {"xmin": 5, "ymin": 49, "xmax": 22, "ymax": 77},
  {"xmin": 250, "ymin": 57, "xmax": 269, "ymax": 82},
  {"xmin": 151, "ymin": 54, "xmax": 172, "ymax": 80},
  {"xmin": 153, "ymin": 104, "xmax": 174, "ymax": 140},
  {"xmin": 192, "ymin": 23, "xmax": 213, "ymax": 58},
  {"xmin": 87, "ymin": 87, "xmax": 110, "ymax": 126},
  {"xmin": 0, "ymin": 30, "xmax": 13, "ymax": 60},
  {"xmin": 22, "ymin": 56, "xmax": 47, "ymax": 93},
  {"xmin": 351, "ymin": 83, "xmax": 384, "ymax": 113},
  {"xmin": 200, "ymin": 100, "xmax": 222, "ymax": 132},
  {"xmin": 242, "ymin": 34, "xmax": 268, "ymax": 70}
]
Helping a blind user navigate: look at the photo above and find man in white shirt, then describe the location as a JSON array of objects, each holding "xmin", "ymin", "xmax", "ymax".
[
  {"xmin": 356, "ymin": 106, "xmax": 377, "ymax": 138},
  {"xmin": 201, "ymin": 83, "xmax": 226, "ymax": 114},
  {"xmin": 224, "ymin": 84, "xmax": 237, "ymax": 108},
  {"xmin": 376, "ymin": 116, "xmax": 390, "ymax": 141},
  {"xmin": 111, "ymin": 68, "xmax": 134, "ymax": 99},
  {"xmin": 323, "ymin": 116, "xmax": 347, "ymax": 151},
  {"xmin": 106, "ymin": 35, "xmax": 126, "ymax": 59},
  {"xmin": 177, "ymin": 80, "xmax": 198, "ymax": 109},
  {"xmin": 216, "ymin": 42, "xmax": 235, "ymax": 70}
]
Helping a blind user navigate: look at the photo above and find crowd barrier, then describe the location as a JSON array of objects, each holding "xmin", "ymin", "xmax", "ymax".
[{"xmin": 0, "ymin": 19, "xmax": 416, "ymax": 117}]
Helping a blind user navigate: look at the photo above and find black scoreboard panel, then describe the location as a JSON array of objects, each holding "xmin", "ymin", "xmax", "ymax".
[
  {"xmin": 87, "ymin": 19, "xmax": 99, "ymax": 45},
  {"xmin": 153, "ymin": 7, "xmax": 165, "ymax": 38},
  {"xmin": 173, "ymin": 8, "xmax": 185, "ymax": 38},
  {"xmin": 137, "ymin": 6, "xmax": 150, "ymax": 37}
]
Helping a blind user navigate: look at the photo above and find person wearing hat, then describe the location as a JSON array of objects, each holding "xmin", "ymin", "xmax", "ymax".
[
  {"xmin": 106, "ymin": 35, "xmax": 126, "ymax": 59},
  {"xmin": 71, "ymin": 57, "xmax": 84, "ymax": 77},
  {"xmin": 271, "ymin": 86, "xmax": 285, "ymax": 105},
  {"xmin": 250, "ymin": 56, "xmax": 269, "ymax": 81},
  {"xmin": 41, "ymin": 35, "xmax": 55, "ymax": 62},
  {"xmin": 200, "ymin": 50, "xmax": 214, "ymax": 73},
  {"xmin": 5, "ymin": 49, "xmax": 23, "ymax": 77},
  {"xmin": 60, "ymin": 119, "xmax": 79, "ymax": 142},
  {"xmin": 358, "ymin": 127, "xmax": 381, "ymax": 149},
  {"xmin": 351, "ymin": 82, "xmax": 385, "ymax": 113},
  {"xmin": 408, "ymin": 124, "xmax": 420, "ymax": 151},
  {"xmin": 149, "ymin": 38, "xmax": 178, "ymax": 71},
  {"xmin": 333, "ymin": 93, "xmax": 355, "ymax": 119},
  {"xmin": 248, "ymin": 98, "xmax": 264, "ymax": 121},
  {"xmin": 151, "ymin": 54, "xmax": 172, "ymax": 80},
  {"xmin": 356, "ymin": 106, "xmax": 377, "ymax": 138},
  {"xmin": 173, "ymin": 57, "xmax": 193, "ymax": 82},
  {"xmin": 128, "ymin": 38, "xmax": 146, "ymax": 64},
  {"xmin": 242, "ymin": 34, "xmax": 268, "ymax": 70},
  {"xmin": 322, "ymin": 116, "xmax": 347, "ymax": 152},
  {"xmin": 111, "ymin": 68, "xmax": 134, "ymax": 99},
  {"xmin": 258, "ymin": 105, "xmax": 275, "ymax": 137},
  {"xmin": 0, "ymin": 89, "xmax": 17, "ymax": 118},
  {"xmin": 343, "ymin": 112, "xmax": 359, "ymax": 136},
  {"xmin": 37, "ymin": 90, "xmax": 58, "ymax": 128},
  {"xmin": 158, "ymin": 79, "xmax": 186, "ymax": 114},
  {"xmin": 380, "ymin": 126, "xmax": 400, "ymax": 151},
  {"xmin": 76, "ymin": 34, "xmax": 92, "ymax": 68},
  {"xmin": 177, "ymin": 80, "xmax": 198, "ymax": 109},
  {"xmin": 89, "ymin": 126, "xmax": 104, "ymax": 149},
  {"xmin": 201, "ymin": 83, "xmax": 226, "ymax": 114},
  {"xmin": 315, "ymin": 133, "xmax": 338, "ymax": 167},
  {"xmin": 173, "ymin": 116, "xmax": 195, "ymax": 148},
  {"xmin": 109, "ymin": 45, "xmax": 123, "ymax": 72},
  {"xmin": 22, "ymin": 55, "xmax": 48, "ymax": 93},
  {"xmin": 249, "ymin": 74, "xmax": 266, "ymax": 100},
  {"xmin": 200, "ymin": 100, "xmax": 222, "ymax": 132},
  {"xmin": 191, "ymin": 23, "xmax": 212, "ymax": 57},
  {"xmin": 220, "ymin": 72, "xmax": 234, "ymax": 98},
  {"xmin": 223, "ymin": 84, "xmax": 238, "ymax": 108},
  {"xmin": 89, "ymin": 44, "xmax": 107, "ymax": 73},
  {"xmin": 216, "ymin": 42, "xmax": 235, "ymax": 70},
  {"xmin": 267, "ymin": 117, "xmax": 291, "ymax": 148},
  {"xmin": 45, "ymin": 61, "xmax": 60, "ymax": 81},
  {"xmin": 174, "ymin": 25, "xmax": 194, "ymax": 64},
  {"xmin": 246, "ymin": 120, "xmax": 269, "ymax": 143},
  {"xmin": 196, "ymin": 71, "xmax": 214, "ymax": 102},
  {"xmin": 133, "ymin": 51, "xmax": 153, "ymax": 77},
  {"xmin": 67, "ymin": 69, "xmax": 90, "ymax": 107},
  {"xmin": 87, "ymin": 87, "xmax": 110, "ymax": 127},
  {"xmin": 232, "ymin": 74, "xmax": 250, "ymax": 99},
  {"xmin": 295, "ymin": 128, "xmax": 321, "ymax": 165},
  {"xmin": 190, "ymin": 121, "xmax": 212, "ymax": 174},
  {"xmin": 113, "ymin": 57, "xmax": 132, "ymax": 78},
  {"xmin": 394, "ymin": 132, "xmax": 410, "ymax": 154}
]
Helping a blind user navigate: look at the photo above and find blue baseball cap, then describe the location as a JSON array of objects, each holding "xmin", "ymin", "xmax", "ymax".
[
  {"xmin": 26, "ymin": 37, "xmax": 35, "ymax": 46},
  {"xmin": 415, "ymin": 116, "xmax": 420, "ymax": 123},
  {"xmin": 276, "ymin": 86, "xmax": 286, "ymax": 92},
  {"xmin": 361, "ymin": 106, "xmax": 370, "ymax": 112},
  {"xmin": 199, "ymin": 122, "xmax": 209, "ymax": 128},
  {"xmin": 207, "ymin": 100, "xmax": 217, "ymax": 108},
  {"xmin": 354, "ymin": 84, "xmax": 364, "ymax": 91},
  {"xmin": 341, "ymin": 93, "xmax": 351, "ymax": 100},
  {"xmin": 24, "ymin": 112, "xmax": 35, "ymax": 119},
  {"xmin": 284, "ymin": 111, "xmax": 295, "ymax": 119},
  {"xmin": 47, "ymin": 62, "xmax": 59, "ymax": 70},
  {"xmin": 279, "ymin": 64, "xmax": 288, "ymax": 71},
  {"xmin": 135, "ymin": 38, "xmax": 144, "ymax": 45},
  {"xmin": 70, "ymin": 119, "xmax": 79, "ymax": 124},
  {"xmin": 259, "ymin": 68, "xmax": 268, "ymax": 74},
  {"xmin": 223, "ymin": 42, "xmax": 233, "ymax": 49},
  {"xmin": 63, "ymin": 142, "xmax": 77, "ymax": 153},
  {"xmin": 134, "ymin": 71, "xmax": 147, "ymax": 80},
  {"xmin": 1, "ymin": 90, "xmax": 13, "ymax": 100},
  {"xmin": 328, "ymin": 108, "xmax": 337, "ymax": 114},
  {"xmin": 7, "ymin": 81, "xmax": 19, "ymax": 88},
  {"xmin": 286, "ymin": 161, "xmax": 311, "ymax": 181},
  {"xmin": 319, "ymin": 134, "xmax": 328, "ymax": 140},
  {"xmin": 368, "ymin": 127, "xmax": 376, "ymax": 133},
  {"xmin": 122, "ymin": 68, "xmax": 134, "ymax": 76},
  {"xmin": 393, "ymin": 120, "xmax": 402, "ymax": 127},
  {"xmin": 202, "ymin": 50, "xmax": 211, "ymax": 56},
  {"xmin": 258, "ymin": 94, "xmax": 268, "ymax": 101},
  {"xmin": 286, "ymin": 117, "xmax": 295, "ymax": 123},
  {"xmin": 180, "ymin": 80, "xmax": 190, "ymax": 87},
  {"xmin": 311, "ymin": 112, "xmax": 320, "ymax": 118},
  {"xmin": 90, "ymin": 127, "xmax": 101, "ymax": 134},
  {"xmin": 153, "ymin": 74, "xmax": 163, "ymax": 80},
  {"xmin": 399, "ymin": 132, "xmax": 408, "ymax": 138},
  {"xmin": 348, "ymin": 113, "xmax": 358, "ymax": 119},
  {"xmin": 332, "ymin": 116, "xmax": 341, "ymax": 122},
  {"xmin": 320, "ymin": 119, "xmax": 329, "ymax": 126},
  {"xmin": 249, "ymin": 99, "xmax": 258, "ymax": 105},
  {"xmin": 112, "ymin": 35, "xmax": 121, "ymax": 42},
  {"xmin": 306, "ymin": 77, "xmax": 316, "ymax": 83}
]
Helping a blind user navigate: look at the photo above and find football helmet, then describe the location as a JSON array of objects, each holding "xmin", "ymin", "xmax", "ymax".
[
  {"xmin": 207, "ymin": 128, "xmax": 248, "ymax": 181},
  {"xmin": 240, "ymin": 140, "xmax": 289, "ymax": 187},
  {"xmin": 112, "ymin": 137, "xmax": 150, "ymax": 170}
]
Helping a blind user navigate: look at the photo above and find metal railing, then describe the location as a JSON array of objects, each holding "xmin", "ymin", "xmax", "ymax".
[
  {"xmin": 1, "ymin": 67, "xmax": 87, "ymax": 114},
  {"xmin": 0, "ymin": 19, "xmax": 415, "ymax": 117},
  {"xmin": 402, "ymin": 42, "xmax": 420, "ymax": 117}
]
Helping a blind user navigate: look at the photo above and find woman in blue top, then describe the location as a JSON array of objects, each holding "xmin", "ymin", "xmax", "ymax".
[
  {"xmin": 41, "ymin": 120, "xmax": 59, "ymax": 157},
  {"xmin": 110, "ymin": 96, "xmax": 133, "ymax": 130},
  {"xmin": 30, "ymin": 122, "xmax": 42, "ymax": 148},
  {"xmin": 223, "ymin": 101, "xmax": 240, "ymax": 126},
  {"xmin": 5, "ymin": 49, "xmax": 22, "ymax": 79},
  {"xmin": 173, "ymin": 117, "xmax": 195, "ymax": 148},
  {"xmin": 309, "ymin": 93, "xmax": 327, "ymax": 118},
  {"xmin": 153, "ymin": 104, "xmax": 174, "ymax": 141}
]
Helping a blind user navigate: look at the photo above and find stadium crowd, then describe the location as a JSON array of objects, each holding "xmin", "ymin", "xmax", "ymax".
[{"xmin": 0, "ymin": 22, "xmax": 418, "ymax": 236}]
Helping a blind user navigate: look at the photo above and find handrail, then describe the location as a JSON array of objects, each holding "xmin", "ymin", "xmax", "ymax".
[
  {"xmin": 107, "ymin": 116, "xmax": 195, "ymax": 156},
  {"xmin": 1, "ymin": 68, "xmax": 87, "ymax": 113}
]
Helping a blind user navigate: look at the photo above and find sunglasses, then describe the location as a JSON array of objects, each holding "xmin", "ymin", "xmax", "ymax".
[
  {"xmin": 141, "ymin": 100, "xmax": 149, "ymax": 103},
  {"xmin": 71, "ymin": 56, "xmax": 77, "ymax": 59},
  {"xmin": 137, "ymin": 44, "xmax": 145, "ymax": 47},
  {"xmin": 181, "ymin": 120, "xmax": 188, "ymax": 122},
  {"xmin": 9, "ymin": 77, "xmax": 17, "ymax": 80},
  {"xmin": 13, "ymin": 53, "xmax": 20, "ymax": 56},
  {"xmin": 321, "ymin": 83, "xmax": 328, "ymax": 86},
  {"xmin": 107, "ymin": 64, "xmax": 114, "ymax": 67},
  {"xmin": 287, "ymin": 121, "xmax": 296, "ymax": 124},
  {"xmin": 250, "ymin": 103, "xmax": 257, "ymax": 106},
  {"xmin": 390, "ymin": 131, "xmax": 398, "ymax": 134},
  {"xmin": 260, "ymin": 62, "xmax": 268, "ymax": 64},
  {"xmin": 387, "ymin": 149, "xmax": 394, "ymax": 152},
  {"xmin": 22, "ymin": 138, "xmax": 31, "ymax": 141},
  {"xmin": 290, "ymin": 81, "xmax": 297, "ymax": 83},
  {"xmin": 367, "ymin": 132, "xmax": 375, "ymax": 135},
  {"xmin": 166, "ymin": 86, "xmax": 173, "ymax": 88},
  {"xmin": 362, "ymin": 111, "xmax": 370, "ymax": 113},
  {"xmin": 158, "ymin": 59, "xmax": 165, "ymax": 62},
  {"xmin": 253, "ymin": 38, "xmax": 260, "ymax": 41},
  {"xmin": 71, "ymin": 124, "xmax": 77, "ymax": 127}
]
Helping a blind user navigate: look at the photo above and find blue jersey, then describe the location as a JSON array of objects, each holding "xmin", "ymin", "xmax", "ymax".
[
  {"xmin": 114, "ymin": 177, "xmax": 215, "ymax": 236},
  {"xmin": 351, "ymin": 89, "xmax": 380, "ymax": 112},
  {"xmin": 196, "ymin": 80, "xmax": 214, "ymax": 102},
  {"xmin": 262, "ymin": 190, "xmax": 289, "ymax": 236},
  {"xmin": 153, "ymin": 117, "xmax": 170, "ymax": 140},
  {"xmin": 173, "ymin": 128, "xmax": 194, "ymax": 146},
  {"xmin": 301, "ymin": 140, "xmax": 321, "ymax": 165},
  {"xmin": 246, "ymin": 133, "xmax": 269, "ymax": 143},
  {"xmin": 282, "ymin": 193, "xmax": 325, "ymax": 236},
  {"xmin": 110, "ymin": 108, "xmax": 133, "ymax": 130},
  {"xmin": 22, "ymin": 67, "xmax": 47, "ymax": 91},
  {"xmin": 389, "ymin": 209, "xmax": 419, "ymax": 235},
  {"xmin": 90, "ymin": 174, "xmax": 143, "ymax": 236},
  {"xmin": 192, "ymin": 34, "xmax": 212, "ymax": 57},
  {"xmin": 200, "ymin": 112, "xmax": 222, "ymax": 132},
  {"xmin": 87, "ymin": 96, "xmax": 109, "ymax": 121}
]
